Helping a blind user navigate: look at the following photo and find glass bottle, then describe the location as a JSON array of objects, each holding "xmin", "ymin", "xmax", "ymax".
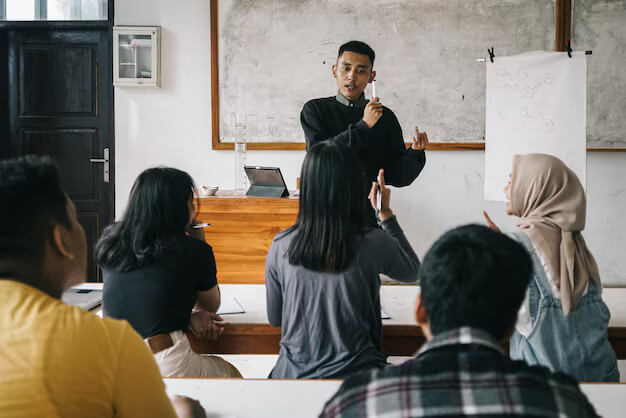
[{"xmin": 234, "ymin": 141, "xmax": 247, "ymax": 194}]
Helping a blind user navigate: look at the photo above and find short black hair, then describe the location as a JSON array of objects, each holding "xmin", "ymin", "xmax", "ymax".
[
  {"xmin": 0, "ymin": 155, "xmax": 70, "ymax": 275},
  {"xmin": 419, "ymin": 224, "xmax": 532, "ymax": 340},
  {"xmin": 338, "ymin": 41, "xmax": 375, "ymax": 67}
]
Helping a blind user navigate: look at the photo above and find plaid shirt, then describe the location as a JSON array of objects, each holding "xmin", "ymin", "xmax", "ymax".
[{"xmin": 319, "ymin": 327, "xmax": 598, "ymax": 417}]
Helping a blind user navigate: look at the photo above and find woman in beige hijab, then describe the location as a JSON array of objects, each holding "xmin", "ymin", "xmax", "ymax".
[{"xmin": 484, "ymin": 153, "xmax": 619, "ymax": 382}]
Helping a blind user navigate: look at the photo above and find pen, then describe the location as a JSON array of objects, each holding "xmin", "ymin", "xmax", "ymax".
[
  {"xmin": 376, "ymin": 173, "xmax": 382, "ymax": 212},
  {"xmin": 191, "ymin": 223, "xmax": 210, "ymax": 229}
]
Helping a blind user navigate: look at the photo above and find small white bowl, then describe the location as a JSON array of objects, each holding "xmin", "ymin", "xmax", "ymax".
[{"xmin": 199, "ymin": 185, "xmax": 219, "ymax": 196}]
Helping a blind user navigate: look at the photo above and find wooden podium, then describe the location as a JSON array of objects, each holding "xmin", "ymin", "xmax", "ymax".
[{"xmin": 197, "ymin": 192, "xmax": 299, "ymax": 284}]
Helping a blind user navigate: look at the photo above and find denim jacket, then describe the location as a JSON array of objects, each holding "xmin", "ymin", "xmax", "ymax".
[{"xmin": 509, "ymin": 232, "xmax": 619, "ymax": 382}]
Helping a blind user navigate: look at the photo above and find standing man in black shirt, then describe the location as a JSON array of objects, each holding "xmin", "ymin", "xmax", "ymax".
[{"xmin": 301, "ymin": 40, "xmax": 428, "ymax": 187}]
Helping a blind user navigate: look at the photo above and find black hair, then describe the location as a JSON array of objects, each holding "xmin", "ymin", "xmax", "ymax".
[
  {"xmin": 287, "ymin": 141, "xmax": 369, "ymax": 272},
  {"xmin": 0, "ymin": 155, "xmax": 70, "ymax": 277},
  {"xmin": 338, "ymin": 40, "xmax": 375, "ymax": 67},
  {"xmin": 95, "ymin": 167, "xmax": 197, "ymax": 271},
  {"xmin": 419, "ymin": 224, "xmax": 532, "ymax": 340}
]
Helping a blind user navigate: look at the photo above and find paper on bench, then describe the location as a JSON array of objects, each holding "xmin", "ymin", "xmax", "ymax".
[
  {"xmin": 381, "ymin": 307, "xmax": 391, "ymax": 320},
  {"xmin": 217, "ymin": 296, "xmax": 245, "ymax": 315},
  {"xmin": 217, "ymin": 295, "xmax": 387, "ymax": 318}
]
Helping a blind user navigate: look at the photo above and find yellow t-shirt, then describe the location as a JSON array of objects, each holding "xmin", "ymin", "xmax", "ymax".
[{"xmin": 0, "ymin": 280, "xmax": 177, "ymax": 418}]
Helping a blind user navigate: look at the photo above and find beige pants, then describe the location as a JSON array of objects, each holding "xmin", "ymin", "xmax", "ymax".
[{"xmin": 152, "ymin": 331, "xmax": 241, "ymax": 378}]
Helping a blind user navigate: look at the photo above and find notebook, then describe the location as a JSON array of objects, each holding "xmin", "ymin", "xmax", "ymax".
[
  {"xmin": 62, "ymin": 288, "xmax": 103, "ymax": 311},
  {"xmin": 216, "ymin": 296, "xmax": 245, "ymax": 315}
]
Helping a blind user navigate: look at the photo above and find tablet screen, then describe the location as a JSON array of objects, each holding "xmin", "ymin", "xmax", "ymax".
[{"xmin": 244, "ymin": 166, "xmax": 286, "ymax": 187}]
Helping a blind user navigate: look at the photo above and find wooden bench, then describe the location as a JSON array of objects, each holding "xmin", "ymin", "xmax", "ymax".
[
  {"xmin": 163, "ymin": 377, "xmax": 626, "ymax": 418},
  {"xmin": 79, "ymin": 283, "xmax": 626, "ymax": 358},
  {"xmin": 186, "ymin": 284, "xmax": 626, "ymax": 359}
]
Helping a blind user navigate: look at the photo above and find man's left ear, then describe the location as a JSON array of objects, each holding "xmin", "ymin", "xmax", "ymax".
[
  {"xmin": 369, "ymin": 70, "xmax": 376, "ymax": 83},
  {"xmin": 51, "ymin": 224, "xmax": 74, "ymax": 260},
  {"xmin": 415, "ymin": 293, "xmax": 426, "ymax": 324},
  {"xmin": 415, "ymin": 292, "xmax": 434, "ymax": 340}
]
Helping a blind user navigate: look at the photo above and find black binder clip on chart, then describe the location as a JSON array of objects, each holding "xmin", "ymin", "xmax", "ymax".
[
  {"xmin": 477, "ymin": 45, "xmax": 593, "ymax": 62},
  {"xmin": 565, "ymin": 42, "xmax": 593, "ymax": 59},
  {"xmin": 244, "ymin": 166, "xmax": 289, "ymax": 198},
  {"xmin": 476, "ymin": 47, "xmax": 495, "ymax": 63}
]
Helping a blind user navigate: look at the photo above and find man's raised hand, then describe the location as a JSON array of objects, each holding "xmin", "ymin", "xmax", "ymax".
[
  {"xmin": 363, "ymin": 97, "xmax": 383, "ymax": 128},
  {"xmin": 411, "ymin": 126, "xmax": 429, "ymax": 150},
  {"xmin": 482, "ymin": 211, "xmax": 502, "ymax": 233}
]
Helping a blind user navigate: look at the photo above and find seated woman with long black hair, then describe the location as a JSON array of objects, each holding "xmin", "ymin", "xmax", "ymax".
[
  {"xmin": 95, "ymin": 167, "xmax": 241, "ymax": 378},
  {"xmin": 265, "ymin": 141, "xmax": 421, "ymax": 379}
]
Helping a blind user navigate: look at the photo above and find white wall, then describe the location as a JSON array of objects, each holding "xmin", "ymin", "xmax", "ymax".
[{"xmin": 115, "ymin": 0, "xmax": 626, "ymax": 286}]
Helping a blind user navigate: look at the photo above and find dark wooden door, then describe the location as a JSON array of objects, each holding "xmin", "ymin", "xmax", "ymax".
[{"xmin": 7, "ymin": 29, "xmax": 113, "ymax": 282}]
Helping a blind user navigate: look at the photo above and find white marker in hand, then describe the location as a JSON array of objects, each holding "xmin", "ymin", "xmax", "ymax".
[
  {"xmin": 372, "ymin": 80, "xmax": 377, "ymax": 101},
  {"xmin": 191, "ymin": 223, "xmax": 210, "ymax": 229}
]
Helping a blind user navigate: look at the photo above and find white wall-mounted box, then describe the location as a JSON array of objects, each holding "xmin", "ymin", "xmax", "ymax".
[{"xmin": 113, "ymin": 26, "xmax": 160, "ymax": 87}]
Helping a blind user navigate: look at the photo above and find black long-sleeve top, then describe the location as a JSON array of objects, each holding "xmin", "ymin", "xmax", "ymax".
[{"xmin": 300, "ymin": 94, "xmax": 426, "ymax": 186}]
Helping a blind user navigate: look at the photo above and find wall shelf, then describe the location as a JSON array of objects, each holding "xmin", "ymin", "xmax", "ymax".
[{"xmin": 113, "ymin": 26, "xmax": 161, "ymax": 88}]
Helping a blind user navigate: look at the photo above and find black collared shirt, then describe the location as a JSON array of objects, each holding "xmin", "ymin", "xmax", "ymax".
[{"xmin": 300, "ymin": 92, "xmax": 425, "ymax": 186}]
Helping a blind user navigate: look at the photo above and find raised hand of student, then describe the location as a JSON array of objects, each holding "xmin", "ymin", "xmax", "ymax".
[
  {"xmin": 411, "ymin": 126, "xmax": 429, "ymax": 150},
  {"xmin": 189, "ymin": 310, "xmax": 225, "ymax": 340},
  {"xmin": 482, "ymin": 211, "xmax": 501, "ymax": 233},
  {"xmin": 170, "ymin": 395, "xmax": 207, "ymax": 418},
  {"xmin": 362, "ymin": 97, "xmax": 383, "ymax": 128},
  {"xmin": 369, "ymin": 169, "xmax": 393, "ymax": 221}
]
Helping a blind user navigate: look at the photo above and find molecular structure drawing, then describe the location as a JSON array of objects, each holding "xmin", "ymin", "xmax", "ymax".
[{"xmin": 496, "ymin": 68, "xmax": 556, "ymax": 132}]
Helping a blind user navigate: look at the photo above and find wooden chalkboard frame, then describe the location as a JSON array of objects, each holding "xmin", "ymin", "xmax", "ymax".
[
  {"xmin": 211, "ymin": 0, "xmax": 623, "ymax": 151},
  {"xmin": 210, "ymin": 0, "xmax": 487, "ymax": 151},
  {"xmin": 211, "ymin": 0, "xmax": 304, "ymax": 150}
]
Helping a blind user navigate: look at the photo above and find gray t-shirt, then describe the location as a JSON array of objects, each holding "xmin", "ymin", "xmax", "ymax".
[{"xmin": 265, "ymin": 215, "xmax": 420, "ymax": 379}]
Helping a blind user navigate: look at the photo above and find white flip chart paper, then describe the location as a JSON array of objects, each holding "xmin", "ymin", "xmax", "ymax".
[{"xmin": 485, "ymin": 51, "xmax": 587, "ymax": 201}]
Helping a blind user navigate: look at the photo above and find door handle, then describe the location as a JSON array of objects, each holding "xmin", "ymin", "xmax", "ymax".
[{"xmin": 89, "ymin": 148, "xmax": 110, "ymax": 183}]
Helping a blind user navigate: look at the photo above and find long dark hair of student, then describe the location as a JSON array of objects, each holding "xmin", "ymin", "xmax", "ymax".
[
  {"xmin": 95, "ymin": 167, "xmax": 197, "ymax": 271},
  {"xmin": 287, "ymin": 141, "xmax": 369, "ymax": 272}
]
